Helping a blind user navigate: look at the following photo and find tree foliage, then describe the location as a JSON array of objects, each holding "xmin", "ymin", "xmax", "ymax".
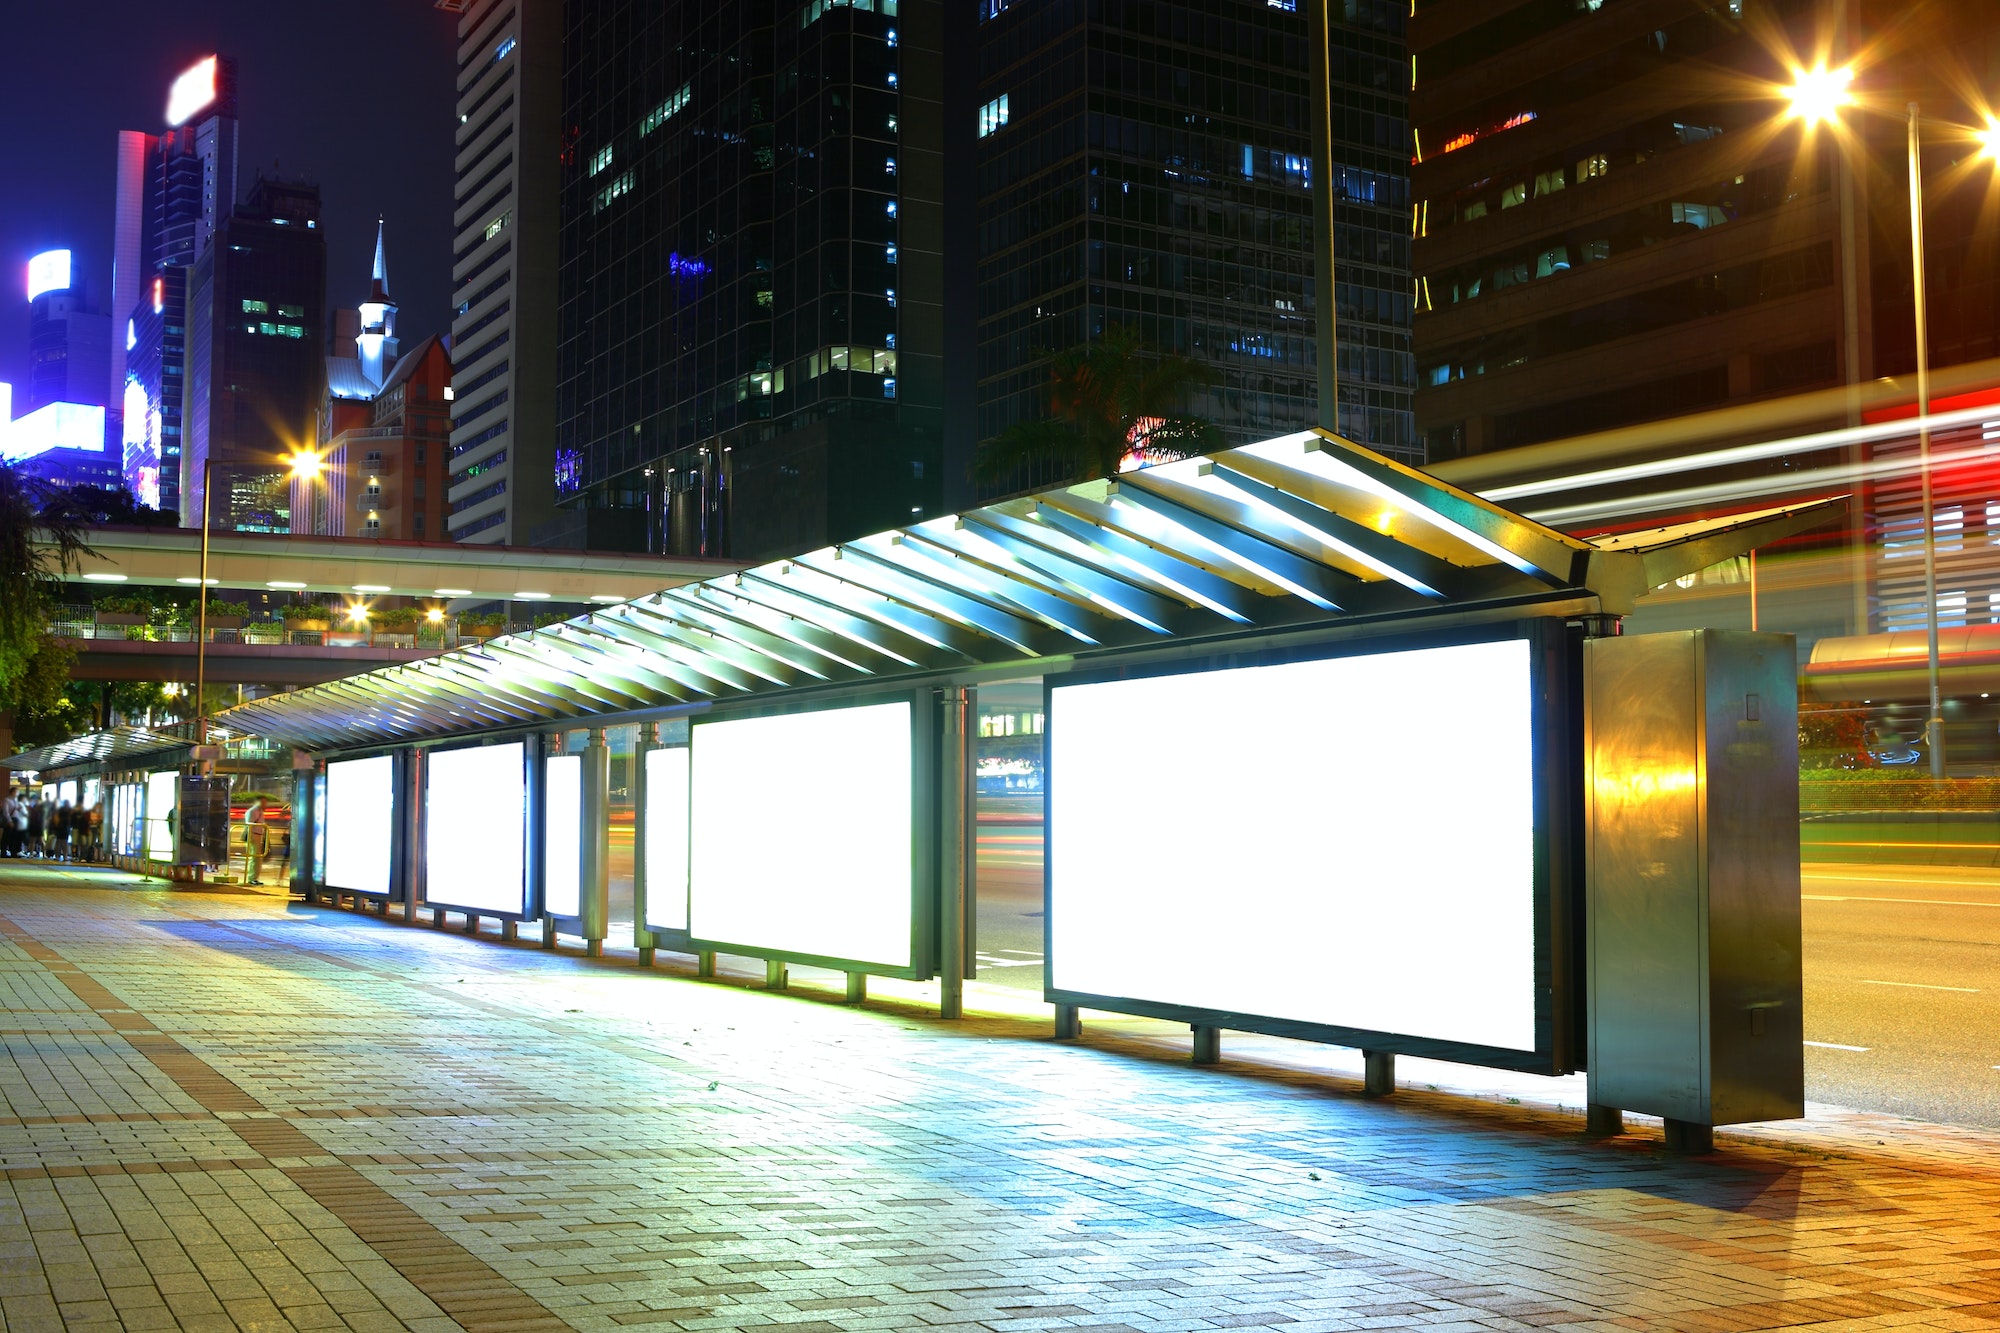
[
  {"xmin": 0, "ymin": 463, "xmax": 93, "ymax": 714},
  {"xmin": 974, "ymin": 328, "xmax": 1225, "ymax": 487}
]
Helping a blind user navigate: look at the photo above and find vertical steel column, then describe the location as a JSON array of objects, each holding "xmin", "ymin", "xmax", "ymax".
[
  {"xmin": 937, "ymin": 686, "xmax": 969, "ymax": 1020},
  {"xmin": 633, "ymin": 722, "xmax": 658, "ymax": 966},
  {"xmin": 291, "ymin": 758, "xmax": 315, "ymax": 901},
  {"xmin": 530, "ymin": 733, "xmax": 554, "ymax": 949},
  {"xmin": 582, "ymin": 727, "xmax": 610, "ymax": 956},
  {"xmin": 404, "ymin": 749, "xmax": 424, "ymax": 919},
  {"xmin": 1306, "ymin": 0, "xmax": 1338, "ymax": 431}
]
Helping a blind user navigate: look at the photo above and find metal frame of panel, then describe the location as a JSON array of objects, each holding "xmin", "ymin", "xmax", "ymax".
[
  {"xmin": 1041, "ymin": 617, "xmax": 1584, "ymax": 1076},
  {"xmin": 646, "ymin": 687, "xmax": 939, "ymax": 981},
  {"xmin": 421, "ymin": 738, "xmax": 533, "ymax": 919}
]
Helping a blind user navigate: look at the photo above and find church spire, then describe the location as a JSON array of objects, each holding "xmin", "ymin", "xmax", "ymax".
[
  {"xmin": 357, "ymin": 216, "xmax": 399, "ymax": 388},
  {"xmin": 368, "ymin": 216, "xmax": 390, "ymax": 303}
]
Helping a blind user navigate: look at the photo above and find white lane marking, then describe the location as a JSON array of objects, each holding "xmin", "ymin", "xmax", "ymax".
[
  {"xmin": 1805, "ymin": 894, "xmax": 2000, "ymax": 908},
  {"xmin": 1805, "ymin": 1041, "xmax": 1870, "ymax": 1051},
  {"xmin": 1860, "ymin": 978, "xmax": 1980, "ymax": 993}
]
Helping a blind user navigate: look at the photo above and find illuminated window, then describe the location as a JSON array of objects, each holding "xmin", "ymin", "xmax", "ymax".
[
  {"xmin": 978, "ymin": 94, "xmax": 1010, "ymax": 138},
  {"xmin": 1534, "ymin": 246, "xmax": 1570, "ymax": 277},
  {"xmin": 640, "ymin": 85, "xmax": 692, "ymax": 135},
  {"xmin": 364, "ymin": 512, "xmax": 381, "ymax": 532},
  {"xmin": 1670, "ymin": 202, "xmax": 1728, "ymax": 229},
  {"xmin": 1460, "ymin": 200, "xmax": 1487, "ymax": 222},
  {"xmin": 484, "ymin": 212, "xmax": 511, "ymax": 241},
  {"xmin": 1499, "ymin": 182, "xmax": 1527, "ymax": 209},
  {"xmin": 241, "ymin": 299, "xmax": 268, "ymax": 314},
  {"xmin": 1577, "ymin": 154, "xmax": 1609, "ymax": 182},
  {"xmin": 590, "ymin": 145, "xmax": 613, "ymax": 175},
  {"xmin": 495, "ymin": 35, "xmax": 516, "ymax": 61},
  {"xmin": 593, "ymin": 171, "xmax": 636, "ymax": 213},
  {"xmin": 1533, "ymin": 170, "xmax": 1565, "ymax": 197},
  {"xmin": 278, "ymin": 304, "xmax": 304, "ymax": 319}
]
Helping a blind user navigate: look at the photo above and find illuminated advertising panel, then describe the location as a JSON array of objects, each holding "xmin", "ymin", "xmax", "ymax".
[
  {"xmin": 426, "ymin": 742, "xmax": 526, "ymax": 914},
  {"xmin": 1049, "ymin": 637, "xmax": 1541, "ymax": 1055},
  {"xmin": 690, "ymin": 700, "xmax": 912, "ymax": 970},
  {"xmin": 166, "ymin": 56, "xmax": 219, "ymax": 126},
  {"xmin": 543, "ymin": 753, "xmax": 582, "ymax": 918},
  {"xmin": 2, "ymin": 403, "xmax": 107, "ymax": 463},
  {"xmin": 26, "ymin": 250, "xmax": 71, "ymax": 302},
  {"xmin": 323, "ymin": 756, "xmax": 394, "ymax": 895},
  {"xmin": 57, "ymin": 780, "xmax": 77, "ymax": 808},
  {"xmin": 122, "ymin": 377, "xmax": 160, "ymax": 507},
  {"xmin": 145, "ymin": 771, "xmax": 177, "ymax": 859},
  {"xmin": 642, "ymin": 746, "xmax": 690, "ymax": 932}
]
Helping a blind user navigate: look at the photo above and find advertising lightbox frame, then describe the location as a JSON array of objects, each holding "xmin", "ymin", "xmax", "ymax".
[
  {"xmin": 422, "ymin": 738, "xmax": 533, "ymax": 919},
  {"xmin": 320, "ymin": 753, "xmax": 402, "ymax": 898},
  {"xmin": 654, "ymin": 688, "xmax": 939, "ymax": 982},
  {"xmin": 1042, "ymin": 617, "xmax": 1583, "ymax": 1077}
]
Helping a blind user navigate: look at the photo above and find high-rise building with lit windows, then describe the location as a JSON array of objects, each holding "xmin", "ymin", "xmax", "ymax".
[
  {"xmin": 111, "ymin": 53, "xmax": 241, "ymax": 519},
  {"xmin": 548, "ymin": 0, "xmax": 946, "ymax": 559},
  {"xmin": 181, "ymin": 177, "xmax": 327, "ymax": 532},
  {"xmin": 436, "ymin": 0, "xmax": 561, "ymax": 545},
  {"xmin": 973, "ymin": 0, "xmax": 1415, "ymax": 466},
  {"xmin": 1408, "ymin": 0, "xmax": 2000, "ymax": 462}
]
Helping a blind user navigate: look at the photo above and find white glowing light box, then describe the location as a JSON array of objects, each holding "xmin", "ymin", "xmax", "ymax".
[
  {"xmin": 146, "ymin": 771, "xmax": 177, "ymax": 859},
  {"xmin": 690, "ymin": 699, "xmax": 914, "ymax": 971},
  {"xmin": 323, "ymin": 755, "xmax": 395, "ymax": 896},
  {"xmin": 642, "ymin": 746, "xmax": 690, "ymax": 933},
  {"xmin": 426, "ymin": 742, "xmax": 526, "ymax": 914},
  {"xmin": 543, "ymin": 753, "xmax": 582, "ymax": 918},
  {"xmin": 1049, "ymin": 636, "xmax": 1542, "ymax": 1055}
]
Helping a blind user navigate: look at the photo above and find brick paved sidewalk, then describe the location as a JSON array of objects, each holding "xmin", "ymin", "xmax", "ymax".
[{"xmin": 1, "ymin": 865, "xmax": 1999, "ymax": 1333}]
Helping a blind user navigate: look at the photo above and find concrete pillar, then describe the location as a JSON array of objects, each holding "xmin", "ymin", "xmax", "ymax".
[
  {"xmin": 764, "ymin": 958, "xmax": 788, "ymax": 990},
  {"xmin": 1362, "ymin": 1050, "xmax": 1394, "ymax": 1096},
  {"xmin": 463, "ymin": 914, "xmax": 479, "ymax": 935},
  {"xmin": 1054, "ymin": 1003, "xmax": 1081, "ymax": 1039},
  {"xmin": 845, "ymin": 971, "xmax": 867, "ymax": 1003},
  {"xmin": 581, "ymin": 728, "xmax": 610, "ymax": 955},
  {"xmin": 1585, "ymin": 1104, "xmax": 1624, "ymax": 1136},
  {"xmin": 502, "ymin": 919, "xmax": 518, "ymax": 943},
  {"xmin": 937, "ymin": 687, "xmax": 969, "ymax": 1020},
  {"xmin": 697, "ymin": 950, "xmax": 716, "ymax": 977},
  {"xmin": 1191, "ymin": 1025, "xmax": 1220, "ymax": 1065}
]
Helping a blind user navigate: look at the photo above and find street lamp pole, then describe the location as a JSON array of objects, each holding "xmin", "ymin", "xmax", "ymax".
[
  {"xmin": 1907, "ymin": 101, "xmax": 1945, "ymax": 778},
  {"xmin": 195, "ymin": 459, "xmax": 215, "ymax": 747}
]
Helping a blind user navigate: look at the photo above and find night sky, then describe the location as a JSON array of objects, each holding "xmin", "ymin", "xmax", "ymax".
[{"xmin": 0, "ymin": 1, "xmax": 460, "ymax": 401}]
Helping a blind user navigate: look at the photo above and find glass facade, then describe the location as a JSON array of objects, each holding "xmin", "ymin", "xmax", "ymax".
[
  {"xmin": 555, "ymin": 0, "xmax": 943, "ymax": 561},
  {"xmin": 974, "ymin": 0, "xmax": 1414, "ymax": 464}
]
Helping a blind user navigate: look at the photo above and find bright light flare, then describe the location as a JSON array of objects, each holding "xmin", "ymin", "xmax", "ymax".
[
  {"xmin": 286, "ymin": 449, "xmax": 322, "ymax": 481},
  {"xmin": 1980, "ymin": 115, "xmax": 2000, "ymax": 161},
  {"xmin": 1784, "ymin": 63, "xmax": 1855, "ymax": 127}
]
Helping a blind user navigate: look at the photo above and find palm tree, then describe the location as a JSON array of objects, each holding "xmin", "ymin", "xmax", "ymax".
[{"xmin": 975, "ymin": 328, "xmax": 1225, "ymax": 487}]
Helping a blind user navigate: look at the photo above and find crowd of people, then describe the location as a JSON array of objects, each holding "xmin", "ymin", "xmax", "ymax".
[{"xmin": 0, "ymin": 789, "xmax": 103, "ymax": 862}]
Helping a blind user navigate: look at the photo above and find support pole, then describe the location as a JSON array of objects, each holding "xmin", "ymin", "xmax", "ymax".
[
  {"xmin": 1585, "ymin": 1104, "xmax": 1624, "ymax": 1136},
  {"xmin": 1662, "ymin": 1119, "xmax": 1714, "ymax": 1154},
  {"xmin": 581, "ymin": 727, "xmax": 610, "ymax": 954},
  {"xmin": 633, "ymin": 721, "xmax": 658, "ymax": 964},
  {"xmin": 697, "ymin": 950, "xmax": 716, "ymax": 977},
  {"xmin": 937, "ymin": 687, "xmax": 969, "ymax": 1020},
  {"xmin": 1362, "ymin": 1050, "xmax": 1394, "ymax": 1097},
  {"xmin": 1054, "ymin": 1003, "xmax": 1081, "ymax": 1039},
  {"xmin": 1191, "ymin": 1024, "xmax": 1220, "ymax": 1066},
  {"xmin": 1909, "ymin": 102, "xmax": 1946, "ymax": 779},
  {"xmin": 502, "ymin": 919, "xmax": 518, "ymax": 942},
  {"xmin": 1306, "ymin": 0, "xmax": 1338, "ymax": 432},
  {"xmin": 764, "ymin": 958, "xmax": 788, "ymax": 990},
  {"xmin": 845, "ymin": 971, "xmax": 867, "ymax": 1003}
]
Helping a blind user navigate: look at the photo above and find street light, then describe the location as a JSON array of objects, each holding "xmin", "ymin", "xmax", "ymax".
[
  {"xmin": 1782, "ymin": 68, "xmax": 2000, "ymax": 778},
  {"xmin": 193, "ymin": 448, "xmax": 324, "ymax": 745}
]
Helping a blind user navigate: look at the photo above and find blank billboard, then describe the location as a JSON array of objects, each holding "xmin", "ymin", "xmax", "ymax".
[
  {"xmin": 691, "ymin": 700, "xmax": 912, "ymax": 969},
  {"xmin": 544, "ymin": 753, "xmax": 582, "ymax": 918},
  {"xmin": 427, "ymin": 742, "xmax": 526, "ymax": 914},
  {"xmin": 643, "ymin": 746, "xmax": 690, "ymax": 932},
  {"xmin": 144, "ymin": 774, "xmax": 176, "ymax": 858},
  {"xmin": 1049, "ymin": 638, "xmax": 1539, "ymax": 1053},
  {"xmin": 323, "ymin": 755, "xmax": 395, "ymax": 895}
]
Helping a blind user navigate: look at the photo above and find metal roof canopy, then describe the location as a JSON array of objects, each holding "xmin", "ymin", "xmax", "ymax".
[
  {"xmin": 218, "ymin": 431, "xmax": 1841, "ymax": 753},
  {"xmin": 1, "ymin": 725, "xmax": 196, "ymax": 778}
]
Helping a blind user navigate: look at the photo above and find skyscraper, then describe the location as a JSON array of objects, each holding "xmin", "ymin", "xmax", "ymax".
[
  {"xmin": 437, "ymin": 0, "xmax": 561, "ymax": 545},
  {"xmin": 972, "ymin": 0, "xmax": 1415, "ymax": 464},
  {"xmin": 548, "ymin": 0, "xmax": 946, "ymax": 560},
  {"xmin": 181, "ymin": 176, "xmax": 327, "ymax": 532},
  {"xmin": 1407, "ymin": 0, "xmax": 2000, "ymax": 461},
  {"xmin": 111, "ymin": 54, "xmax": 241, "ymax": 520},
  {"xmin": 26, "ymin": 250, "xmax": 112, "ymax": 412}
]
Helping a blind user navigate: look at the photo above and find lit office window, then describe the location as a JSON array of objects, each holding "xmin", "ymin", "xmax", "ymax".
[
  {"xmin": 978, "ymin": 94, "xmax": 1010, "ymax": 138},
  {"xmin": 590, "ymin": 145, "xmax": 613, "ymax": 176}
]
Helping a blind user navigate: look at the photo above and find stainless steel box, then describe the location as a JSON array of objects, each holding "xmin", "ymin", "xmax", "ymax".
[{"xmin": 1585, "ymin": 630, "xmax": 1803, "ymax": 1128}]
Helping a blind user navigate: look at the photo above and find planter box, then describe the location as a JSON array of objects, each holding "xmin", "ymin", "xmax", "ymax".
[
  {"xmin": 462, "ymin": 625, "xmax": 503, "ymax": 640},
  {"xmin": 283, "ymin": 620, "xmax": 332, "ymax": 633}
]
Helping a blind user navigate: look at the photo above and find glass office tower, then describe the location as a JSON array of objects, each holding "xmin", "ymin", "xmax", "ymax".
[{"xmin": 973, "ymin": 0, "xmax": 1414, "ymax": 464}]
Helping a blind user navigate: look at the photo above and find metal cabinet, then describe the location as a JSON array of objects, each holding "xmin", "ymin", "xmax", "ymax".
[{"xmin": 1585, "ymin": 630, "xmax": 1803, "ymax": 1135}]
